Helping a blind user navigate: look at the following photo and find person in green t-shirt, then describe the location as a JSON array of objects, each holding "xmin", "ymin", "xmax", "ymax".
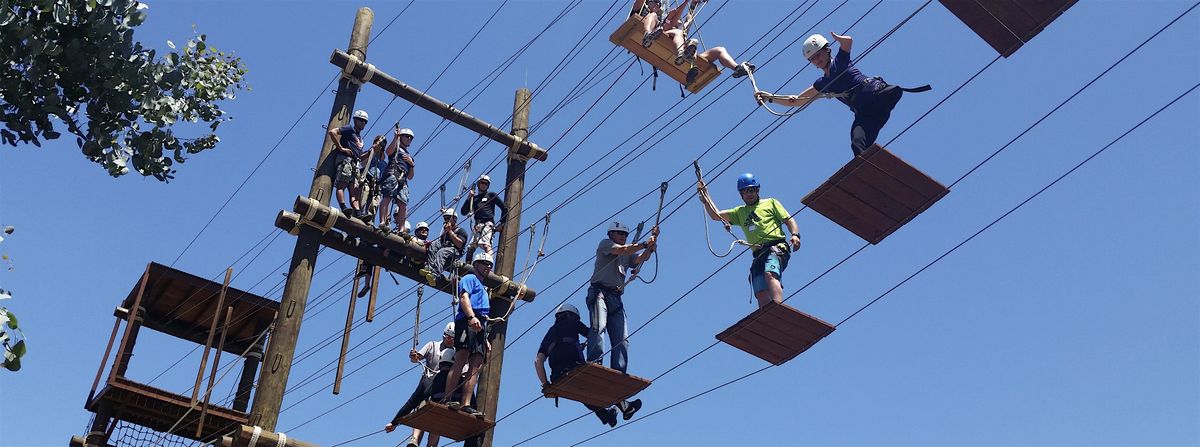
[{"xmin": 697, "ymin": 173, "xmax": 801, "ymax": 307}]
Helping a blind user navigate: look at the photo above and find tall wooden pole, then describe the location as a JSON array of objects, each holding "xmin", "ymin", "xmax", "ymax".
[
  {"xmin": 475, "ymin": 88, "xmax": 532, "ymax": 447},
  {"xmin": 249, "ymin": 7, "xmax": 373, "ymax": 431}
]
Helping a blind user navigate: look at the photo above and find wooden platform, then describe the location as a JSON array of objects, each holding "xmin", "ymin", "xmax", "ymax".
[
  {"xmin": 609, "ymin": 14, "xmax": 720, "ymax": 93},
  {"xmin": 802, "ymin": 144, "xmax": 949, "ymax": 245},
  {"xmin": 543, "ymin": 363, "xmax": 652, "ymax": 408},
  {"xmin": 87, "ymin": 376, "xmax": 247, "ymax": 442},
  {"xmin": 716, "ymin": 301, "xmax": 835, "ymax": 365},
  {"xmin": 116, "ymin": 262, "xmax": 279, "ymax": 355},
  {"xmin": 938, "ymin": 0, "xmax": 1077, "ymax": 57},
  {"xmin": 396, "ymin": 400, "xmax": 495, "ymax": 442}
]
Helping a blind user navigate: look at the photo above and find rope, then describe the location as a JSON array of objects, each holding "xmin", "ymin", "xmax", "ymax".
[
  {"xmin": 692, "ymin": 161, "xmax": 755, "ymax": 257},
  {"xmin": 627, "ymin": 182, "xmax": 668, "ymax": 285},
  {"xmin": 488, "ymin": 214, "xmax": 551, "ymax": 324}
]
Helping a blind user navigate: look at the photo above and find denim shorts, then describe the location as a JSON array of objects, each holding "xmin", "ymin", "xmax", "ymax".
[{"xmin": 380, "ymin": 175, "xmax": 409, "ymax": 204}]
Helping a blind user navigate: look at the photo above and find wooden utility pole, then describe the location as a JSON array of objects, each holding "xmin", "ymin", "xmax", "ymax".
[
  {"xmin": 475, "ymin": 88, "xmax": 533, "ymax": 447},
  {"xmin": 249, "ymin": 7, "xmax": 373, "ymax": 431}
]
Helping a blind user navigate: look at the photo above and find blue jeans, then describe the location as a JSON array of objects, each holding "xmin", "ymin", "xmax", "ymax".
[{"xmin": 585, "ymin": 284, "xmax": 628, "ymax": 373}]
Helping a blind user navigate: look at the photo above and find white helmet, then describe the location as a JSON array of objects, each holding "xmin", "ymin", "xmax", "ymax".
[
  {"xmin": 352, "ymin": 109, "xmax": 369, "ymax": 122},
  {"xmin": 607, "ymin": 221, "xmax": 630, "ymax": 234},
  {"xmin": 415, "ymin": 221, "xmax": 430, "ymax": 231},
  {"xmin": 441, "ymin": 208, "xmax": 456, "ymax": 218},
  {"xmin": 802, "ymin": 34, "xmax": 830, "ymax": 60},
  {"xmin": 444, "ymin": 322, "xmax": 455, "ymax": 337},
  {"xmin": 555, "ymin": 303, "xmax": 580, "ymax": 319},
  {"xmin": 472, "ymin": 252, "xmax": 494, "ymax": 265},
  {"xmin": 477, "ymin": 174, "xmax": 491, "ymax": 184},
  {"xmin": 397, "ymin": 128, "xmax": 414, "ymax": 138}
]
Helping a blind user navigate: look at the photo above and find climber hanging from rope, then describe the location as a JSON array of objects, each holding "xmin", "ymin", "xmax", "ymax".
[
  {"xmin": 632, "ymin": 0, "xmax": 754, "ymax": 87},
  {"xmin": 751, "ymin": 32, "xmax": 931, "ymax": 156},
  {"xmin": 696, "ymin": 171, "xmax": 801, "ymax": 307}
]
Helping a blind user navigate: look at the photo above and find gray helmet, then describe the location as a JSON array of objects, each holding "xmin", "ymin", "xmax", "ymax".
[
  {"xmin": 443, "ymin": 322, "xmax": 455, "ymax": 337},
  {"xmin": 555, "ymin": 303, "xmax": 580, "ymax": 319}
]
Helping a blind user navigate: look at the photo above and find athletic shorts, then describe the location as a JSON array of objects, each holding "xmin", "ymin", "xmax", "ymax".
[
  {"xmin": 380, "ymin": 175, "xmax": 410, "ymax": 204},
  {"xmin": 334, "ymin": 155, "xmax": 357, "ymax": 188},
  {"xmin": 472, "ymin": 222, "xmax": 495, "ymax": 250},
  {"xmin": 748, "ymin": 242, "xmax": 789, "ymax": 293},
  {"xmin": 453, "ymin": 316, "xmax": 489, "ymax": 361}
]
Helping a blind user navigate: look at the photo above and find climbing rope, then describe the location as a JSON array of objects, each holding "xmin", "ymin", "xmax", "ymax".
[
  {"xmin": 693, "ymin": 161, "xmax": 755, "ymax": 257},
  {"xmin": 412, "ymin": 285, "xmax": 423, "ymax": 352},
  {"xmin": 627, "ymin": 182, "xmax": 668, "ymax": 285},
  {"xmin": 488, "ymin": 214, "xmax": 551, "ymax": 324}
]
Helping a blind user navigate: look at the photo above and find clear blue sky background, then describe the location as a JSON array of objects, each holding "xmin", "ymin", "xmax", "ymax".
[{"xmin": 1, "ymin": 1, "xmax": 1197, "ymax": 446}]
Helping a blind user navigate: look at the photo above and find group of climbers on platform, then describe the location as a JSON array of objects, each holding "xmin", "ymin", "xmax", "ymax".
[{"xmin": 326, "ymin": 110, "xmax": 418, "ymax": 232}]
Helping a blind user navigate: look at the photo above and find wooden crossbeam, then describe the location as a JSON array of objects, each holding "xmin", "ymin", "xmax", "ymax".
[
  {"xmin": 397, "ymin": 401, "xmax": 495, "ymax": 442},
  {"xmin": 543, "ymin": 363, "xmax": 651, "ymax": 408},
  {"xmin": 716, "ymin": 301, "xmax": 835, "ymax": 365},
  {"xmin": 802, "ymin": 144, "xmax": 949, "ymax": 244}
]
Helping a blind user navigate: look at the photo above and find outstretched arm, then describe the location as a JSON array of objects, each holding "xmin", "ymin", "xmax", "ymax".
[
  {"xmin": 831, "ymin": 31, "xmax": 852, "ymax": 54},
  {"xmin": 756, "ymin": 86, "xmax": 821, "ymax": 108}
]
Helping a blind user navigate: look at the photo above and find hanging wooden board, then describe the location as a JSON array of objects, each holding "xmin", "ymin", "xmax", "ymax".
[
  {"xmin": 938, "ymin": 0, "xmax": 1078, "ymax": 57},
  {"xmin": 396, "ymin": 400, "xmax": 494, "ymax": 442},
  {"xmin": 716, "ymin": 301, "xmax": 835, "ymax": 365},
  {"xmin": 802, "ymin": 144, "xmax": 949, "ymax": 244},
  {"xmin": 543, "ymin": 363, "xmax": 651, "ymax": 408},
  {"xmin": 609, "ymin": 13, "xmax": 720, "ymax": 93}
]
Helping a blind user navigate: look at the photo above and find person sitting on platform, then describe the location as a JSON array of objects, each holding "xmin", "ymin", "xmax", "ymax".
[
  {"xmin": 442, "ymin": 253, "xmax": 495, "ymax": 417},
  {"xmin": 641, "ymin": 0, "xmax": 754, "ymax": 86},
  {"xmin": 419, "ymin": 209, "xmax": 468, "ymax": 286},
  {"xmin": 385, "ymin": 322, "xmax": 456, "ymax": 447},
  {"xmin": 696, "ymin": 173, "xmax": 801, "ymax": 307},
  {"xmin": 586, "ymin": 222, "xmax": 656, "ymax": 378},
  {"xmin": 380, "ymin": 127, "xmax": 417, "ymax": 233},
  {"xmin": 413, "ymin": 221, "xmax": 430, "ymax": 244},
  {"xmin": 536, "ymin": 303, "xmax": 642, "ymax": 427},
  {"xmin": 327, "ymin": 109, "xmax": 369, "ymax": 217},
  {"xmin": 461, "ymin": 174, "xmax": 507, "ymax": 260},
  {"xmin": 752, "ymin": 32, "xmax": 930, "ymax": 157}
]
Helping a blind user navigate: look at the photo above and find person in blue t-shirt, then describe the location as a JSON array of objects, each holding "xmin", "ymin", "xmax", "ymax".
[
  {"xmin": 536, "ymin": 303, "xmax": 642, "ymax": 428},
  {"xmin": 326, "ymin": 109, "xmax": 370, "ymax": 214},
  {"xmin": 753, "ymin": 33, "xmax": 930, "ymax": 157},
  {"xmin": 442, "ymin": 252, "xmax": 494, "ymax": 417}
]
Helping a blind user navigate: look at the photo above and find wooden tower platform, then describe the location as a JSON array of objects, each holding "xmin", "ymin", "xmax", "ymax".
[{"xmin": 396, "ymin": 400, "xmax": 496, "ymax": 442}]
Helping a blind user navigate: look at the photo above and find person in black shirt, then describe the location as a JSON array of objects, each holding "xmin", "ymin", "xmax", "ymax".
[
  {"xmin": 460, "ymin": 174, "xmax": 507, "ymax": 261},
  {"xmin": 535, "ymin": 303, "xmax": 642, "ymax": 427}
]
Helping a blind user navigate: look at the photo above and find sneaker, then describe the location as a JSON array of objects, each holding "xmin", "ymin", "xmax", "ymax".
[
  {"xmin": 404, "ymin": 436, "xmax": 419, "ymax": 447},
  {"xmin": 357, "ymin": 281, "xmax": 372, "ymax": 298},
  {"xmin": 599, "ymin": 408, "xmax": 618, "ymax": 427},
  {"xmin": 732, "ymin": 62, "xmax": 755, "ymax": 79},
  {"xmin": 675, "ymin": 40, "xmax": 697, "ymax": 66},
  {"xmin": 341, "ymin": 206, "xmax": 354, "ymax": 215},
  {"xmin": 418, "ymin": 268, "xmax": 438, "ymax": 286},
  {"xmin": 461, "ymin": 406, "xmax": 483, "ymax": 417},
  {"xmin": 641, "ymin": 28, "xmax": 662, "ymax": 48},
  {"xmin": 685, "ymin": 66, "xmax": 700, "ymax": 86},
  {"xmin": 619, "ymin": 399, "xmax": 642, "ymax": 420}
]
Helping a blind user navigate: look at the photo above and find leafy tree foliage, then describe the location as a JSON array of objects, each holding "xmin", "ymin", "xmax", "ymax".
[{"xmin": 0, "ymin": 0, "xmax": 248, "ymax": 180}]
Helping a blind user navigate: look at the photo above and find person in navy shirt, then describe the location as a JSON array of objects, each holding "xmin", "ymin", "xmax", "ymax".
[
  {"xmin": 441, "ymin": 252, "xmax": 493, "ymax": 417},
  {"xmin": 754, "ymin": 33, "xmax": 930, "ymax": 157},
  {"xmin": 326, "ymin": 109, "xmax": 370, "ymax": 214},
  {"xmin": 535, "ymin": 303, "xmax": 642, "ymax": 427}
]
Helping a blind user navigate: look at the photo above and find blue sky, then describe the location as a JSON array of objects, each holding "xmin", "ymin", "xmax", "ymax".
[{"xmin": 1, "ymin": 1, "xmax": 1197, "ymax": 446}]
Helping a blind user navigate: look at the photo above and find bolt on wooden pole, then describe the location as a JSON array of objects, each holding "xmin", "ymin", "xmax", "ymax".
[
  {"xmin": 475, "ymin": 88, "xmax": 533, "ymax": 447},
  {"xmin": 248, "ymin": 7, "xmax": 373, "ymax": 431}
]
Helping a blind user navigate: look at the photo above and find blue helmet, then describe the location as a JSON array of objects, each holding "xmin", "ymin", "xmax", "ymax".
[{"xmin": 736, "ymin": 173, "xmax": 760, "ymax": 191}]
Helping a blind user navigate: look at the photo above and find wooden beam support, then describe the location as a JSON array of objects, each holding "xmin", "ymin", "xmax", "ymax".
[
  {"xmin": 274, "ymin": 210, "xmax": 538, "ymax": 301},
  {"xmin": 329, "ymin": 50, "xmax": 548, "ymax": 162},
  {"xmin": 193, "ymin": 268, "xmax": 233, "ymax": 405}
]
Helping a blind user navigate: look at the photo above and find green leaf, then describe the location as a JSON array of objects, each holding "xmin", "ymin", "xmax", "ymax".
[{"xmin": 5, "ymin": 311, "xmax": 15, "ymax": 329}]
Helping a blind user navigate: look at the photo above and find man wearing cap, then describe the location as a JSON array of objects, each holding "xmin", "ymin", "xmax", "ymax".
[
  {"xmin": 385, "ymin": 322, "xmax": 457, "ymax": 447},
  {"xmin": 326, "ymin": 109, "xmax": 370, "ymax": 215},
  {"xmin": 697, "ymin": 173, "xmax": 801, "ymax": 307},
  {"xmin": 753, "ymin": 32, "xmax": 930, "ymax": 157},
  {"xmin": 585, "ymin": 221, "xmax": 657, "ymax": 375},
  {"xmin": 381, "ymin": 126, "xmax": 417, "ymax": 233},
  {"xmin": 420, "ymin": 209, "xmax": 469, "ymax": 286},
  {"xmin": 442, "ymin": 252, "xmax": 495, "ymax": 417},
  {"xmin": 536, "ymin": 303, "xmax": 642, "ymax": 427},
  {"xmin": 460, "ymin": 174, "xmax": 507, "ymax": 260}
]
